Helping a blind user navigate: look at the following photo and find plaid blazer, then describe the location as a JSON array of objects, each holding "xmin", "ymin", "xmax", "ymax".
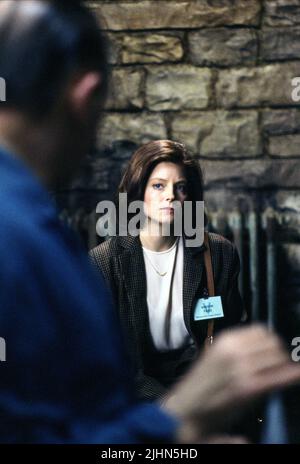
[{"xmin": 90, "ymin": 232, "xmax": 244, "ymax": 401}]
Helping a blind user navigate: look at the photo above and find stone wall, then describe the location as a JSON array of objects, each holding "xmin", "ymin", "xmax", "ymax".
[
  {"xmin": 64, "ymin": 0, "xmax": 299, "ymax": 213},
  {"xmin": 57, "ymin": 1, "xmax": 300, "ymax": 317}
]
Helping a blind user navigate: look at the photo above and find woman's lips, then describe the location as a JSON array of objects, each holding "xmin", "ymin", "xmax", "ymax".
[{"xmin": 160, "ymin": 207, "xmax": 174, "ymax": 213}]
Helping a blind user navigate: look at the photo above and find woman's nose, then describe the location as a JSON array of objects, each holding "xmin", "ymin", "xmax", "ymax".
[{"xmin": 165, "ymin": 185, "xmax": 175, "ymax": 201}]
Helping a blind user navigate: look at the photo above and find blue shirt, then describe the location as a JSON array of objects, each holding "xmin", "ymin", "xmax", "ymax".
[{"xmin": 0, "ymin": 147, "xmax": 177, "ymax": 443}]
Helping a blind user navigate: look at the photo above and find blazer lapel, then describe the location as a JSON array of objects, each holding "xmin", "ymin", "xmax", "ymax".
[
  {"xmin": 183, "ymin": 239, "xmax": 206, "ymax": 335},
  {"xmin": 117, "ymin": 236, "xmax": 151, "ymax": 350}
]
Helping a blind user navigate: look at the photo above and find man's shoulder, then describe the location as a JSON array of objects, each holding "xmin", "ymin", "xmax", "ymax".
[
  {"xmin": 0, "ymin": 190, "xmax": 80, "ymax": 283},
  {"xmin": 0, "ymin": 203, "xmax": 41, "ymax": 251}
]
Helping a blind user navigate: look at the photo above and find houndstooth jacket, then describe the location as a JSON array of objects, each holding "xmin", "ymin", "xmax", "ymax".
[{"xmin": 89, "ymin": 232, "xmax": 244, "ymax": 401}]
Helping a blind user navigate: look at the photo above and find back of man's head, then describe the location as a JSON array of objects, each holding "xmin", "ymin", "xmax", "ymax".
[{"xmin": 0, "ymin": 0, "xmax": 109, "ymax": 118}]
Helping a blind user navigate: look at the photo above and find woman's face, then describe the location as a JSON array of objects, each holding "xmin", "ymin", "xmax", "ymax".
[{"xmin": 143, "ymin": 162, "xmax": 188, "ymax": 225}]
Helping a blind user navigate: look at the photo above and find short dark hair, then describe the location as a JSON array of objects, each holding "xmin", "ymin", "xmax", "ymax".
[
  {"xmin": 118, "ymin": 139, "xmax": 205, "ymax": 229},
  {"xmin": 119, "ymin": 139, "xmax": 204, "ymax": 203},
  {"xmin": 0, "ymin": 0, "xmax": 109, "ymax": 118}
]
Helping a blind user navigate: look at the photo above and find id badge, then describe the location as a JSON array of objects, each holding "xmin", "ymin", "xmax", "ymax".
[{"xmin": 194, "ymin": 296, "xmax": 224, "ymax": 321}]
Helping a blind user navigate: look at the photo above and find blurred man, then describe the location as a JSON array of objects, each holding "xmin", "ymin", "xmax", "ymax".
[{"xmin": 0, "ymin": 0, "xmax": 299, "ymax": 443}]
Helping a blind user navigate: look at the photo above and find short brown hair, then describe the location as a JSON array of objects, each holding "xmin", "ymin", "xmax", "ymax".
[
  {"xmin": 119, "ymin": 139, "xmax": 204, "ymax": 202},
  {"xmin": 117, "ymin": 140, "xmax": 205, "ymax": 229}
]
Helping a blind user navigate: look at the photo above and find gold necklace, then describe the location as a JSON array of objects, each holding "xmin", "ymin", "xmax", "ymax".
[
  {"xmin": 144, "ymin": 253, "xmax": 168, "ymax": 276},
  {"xmin": 144, "ymin": 240, "xmax": 178, "ymax": 277}
]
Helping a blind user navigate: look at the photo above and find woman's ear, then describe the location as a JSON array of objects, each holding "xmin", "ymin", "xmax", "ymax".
[{"xmin": 67, "ymin": 71, "xmax": 102, "ymax": 122}]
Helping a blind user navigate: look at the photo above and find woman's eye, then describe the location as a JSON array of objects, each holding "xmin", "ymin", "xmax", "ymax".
[
  {"xmin": 176, "ymin": 184, "xmax": 187, "ymax": 194},
  {"xmin": 153, "ymin": 183, "xmax": 164, "ymax": 190}
]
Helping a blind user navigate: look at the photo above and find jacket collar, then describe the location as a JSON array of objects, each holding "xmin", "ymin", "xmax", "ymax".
[
  {"xmin": 117, "ymin": 234, "xmax": 153, "ymax": 351},
  {"xmin": 117, "ymin": 234, "xmax": 141, "ymax": 253}
]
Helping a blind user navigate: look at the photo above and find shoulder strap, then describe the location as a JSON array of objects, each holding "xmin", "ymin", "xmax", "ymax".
[{"xmin": 204, "ymin": 232, "xmax": 215, "ymax": 348}]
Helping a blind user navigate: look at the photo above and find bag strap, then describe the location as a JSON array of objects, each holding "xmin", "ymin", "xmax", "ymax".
[{"xmin": 204, "ymin": 232, "xmax": 215, "ymax": 348}]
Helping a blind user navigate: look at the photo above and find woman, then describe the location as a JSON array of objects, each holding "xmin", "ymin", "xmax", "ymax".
[{"xmin": 90, "ymin": 140, "xmax": 244, "ymax": 401}]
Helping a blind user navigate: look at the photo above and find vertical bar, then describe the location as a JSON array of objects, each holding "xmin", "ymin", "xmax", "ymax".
[
  {"xmin": 261, "ymin": 210, "xmax": 288, "ymax": 444},
  {"xmin": 248, "ymin": 211, "xmax": 260, "ymax": 322},
  {"xmin": 229, "ymin": 210, "xmax": 244, "ymax": 300},
  {"xmin": 261, "ymin": 392, "xmax": 288, "ymax": 444},
  {"xmin": 218, "ymin": 212, "xmax": 228, "ymax": 237},
  {"xmin": 210, "ymin": 212, "xmax": 218, "ymax": 232},
  {"xmin": 266, "ymin": 210, "xmax": 277, "ymax": 330}
]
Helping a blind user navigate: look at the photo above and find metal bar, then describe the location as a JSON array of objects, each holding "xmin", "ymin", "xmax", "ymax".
[
  {"xmin": 262, "ymin": 211, "xmax": 288, "ymax": 444},
  {"xmin": 229, "ymin": 210, "xmax": 244, "ymax": 300},
  {"xmin": 248, "ymin": 211, "xmax": 260, "ymax": 322},
  {"xmin": 266, "ymin": 209, "xmax": 277, "ymax": 330}
]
